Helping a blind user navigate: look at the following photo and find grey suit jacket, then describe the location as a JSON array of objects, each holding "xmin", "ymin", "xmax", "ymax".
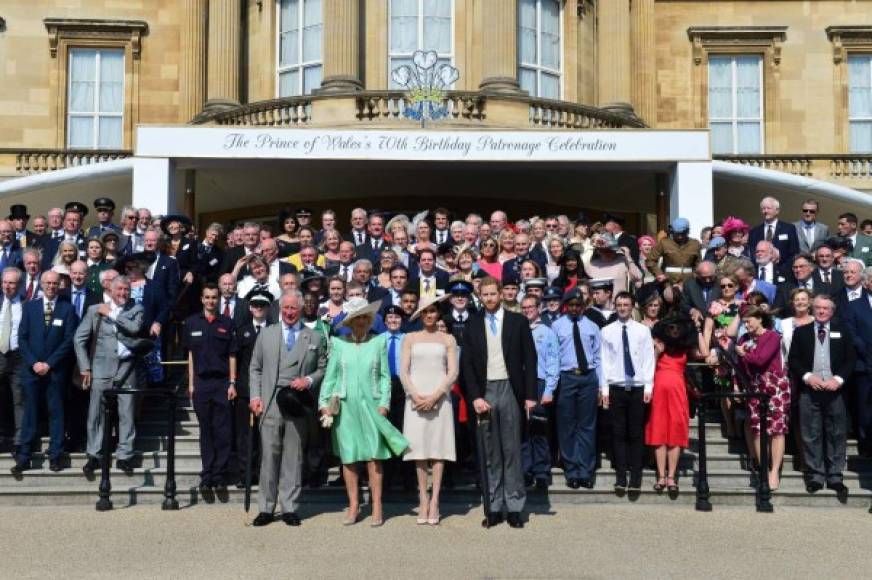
[
  {"xmin": 74, "ymin": 302, "xmax": 145, "ymax": 379},
  {"xmin": 793, "ymin": 221, "xmax": 829, "ymax": 253},
  {"xmin": 851, "ymin": 233, "xmax": 872, "ymax": 266},
  {"xmin": 249, "ymin": 322, "xmax": 328, "ymax": 419}
]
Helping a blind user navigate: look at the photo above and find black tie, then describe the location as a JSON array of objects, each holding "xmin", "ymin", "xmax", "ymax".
[
  {"xmin": 818, "ymin": 324, "xmax": 827, "ymax": 344},
  {"xmin": 571, "ymin": 316, "xmax": 589, "ymax": 372},
  {"xmin": 823, "ymin": 270, "xmax": 830, "ymax": 284},
  {"xmin": 622, "ymin": 324, "xmax": 635, "ymax": 379},
  {"xmin": 765, "ymin": 225, "xmax": 773, "ymax": 242},
  {"xmin": 255, "ymin": 324, "xmax": 261, "ymax": 335}
]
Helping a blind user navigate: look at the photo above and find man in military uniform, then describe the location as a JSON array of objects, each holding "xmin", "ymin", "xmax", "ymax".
[
  {"xmin": 584, "ymin": 279, "xmax": 617, "ymax": 328},
  {"xmin": 184, "ymin": 283, "xmax": 238, "ymax": 496},
  {"xmin": 501, "ymin": 273, "xmax": 521, "ymax": 313},
  {"xmin": 645, "ymin": 218, "xmax": 701, "ymax": 284},
  {"xmin": 86, "ymin": 198, "xmax": 120, "ymax": 238}
]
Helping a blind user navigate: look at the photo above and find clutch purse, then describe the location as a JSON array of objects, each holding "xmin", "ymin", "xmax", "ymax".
[{"xmin": 319, "ymin": 395, "xmax": 341, "ymax": 429}]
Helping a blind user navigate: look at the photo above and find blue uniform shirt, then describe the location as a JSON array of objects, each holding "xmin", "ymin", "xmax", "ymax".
[
  {"xmin": 550, "ymin": 314, "xmax": 603, "ymax": 385},
  {"xmin": 530, "ymin": 320, "xmax": 560, "ymax": 397},
  {"xmin": 184, "ymin": 312, "xmax": 238, "ymax": 379}
]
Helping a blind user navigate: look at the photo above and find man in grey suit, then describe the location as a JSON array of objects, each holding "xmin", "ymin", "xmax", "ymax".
[
  {"xmin": 249, "ymin": 290, "xmax": 327, "ymax": 527},
  {"xmin": 837, "ymin": 212, "xmax": 872, "ymax": 266},
  {"xmin": 794, "ymin": 199, "xmax": 829, "ymax": 254},
  {"xmin": 74, "ymin": 275, "xmax": 145, "ymax": 475}
]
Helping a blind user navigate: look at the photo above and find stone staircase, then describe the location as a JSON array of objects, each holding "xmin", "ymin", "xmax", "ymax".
[{"xmin": 2, "ymin": 395, "xmax": 870, "ymax": 510}]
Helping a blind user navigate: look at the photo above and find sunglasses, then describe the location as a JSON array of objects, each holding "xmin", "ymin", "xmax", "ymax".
[
  {"xmin": 720, "ymin": 283, "xmax": 735, "ymax": 289},
  {"xmin": 802, "ymin": 209, "xmax": 817, "ymax": 214}
]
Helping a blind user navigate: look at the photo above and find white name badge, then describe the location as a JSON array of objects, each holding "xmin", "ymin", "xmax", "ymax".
[
  {"xmin": 778, "ymin": 233, "xmax": 788, "ymax": 240},
  {"xmin": 863, "ymin": 247, "xmax": 870, "ymax": 253},
  {"xmin": 190, "ymin": 331, "xmax": 203, "ymax": 337},
  {"xmin": 52, "ymin": 319, "xmax": 63, "ymax": 327},
  {"xmin": 183, "ymin": 244, "xmax": 190, "ymax": 251},
  {"xmin": 209, "ymin": 258, "xmax": 218, "ymax": 266},
  {"xmin": 831, "ymin": 332, "xmax": 842, "ymax": 339}
]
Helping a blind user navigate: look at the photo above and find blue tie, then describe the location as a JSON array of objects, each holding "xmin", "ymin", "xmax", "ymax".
[
  {"xmin": 74, "ymin": 290, "xmax": 83, "ymax": 318},
  {"xmin": 286, "ymin": 325, "xmax": 296, "ymax": 351},
  {"xmin": 487, "ymin": 313, "xmax": 497, "ymax": 336},
  {"xmin": 622, "ymin": 324, "xmax": 635, "ymax": 380},
  {"xmin": 388, "ymin": 334, "xmax": 398, "ymax": 377},
  {"xmin": 0, "ymin": 247, "xmax": 7, "ymax": 271}
]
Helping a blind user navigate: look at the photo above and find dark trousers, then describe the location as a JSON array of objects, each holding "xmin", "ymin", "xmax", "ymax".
[
  {"xmin": 850, "ymin": 372, "xmax": 872, "ymax": 445},
  {"xmin": 799, "ymin": 387, "xmax": 847, "ymax": 485},
  {"xmin": 385, "ymin": 376, "xmax": 413, "ymax": 489},
  {"xmin": 192, "ymin": 380, "xmax": 232, "ymax": 485},
  {"xmin": 18, "ymin": 375, "xmax": 65, "ymax": 462},
  {"xmin": 609, "ymin": 386, "xmax": 645, "ymax": 486},
  {"xmin": 556, "ymin": 370, "xmax": 598, "ymax": 480},
  {"xmin": 65, "ymin": 380, "xmax": 89, "ymax": 452},
  {"xmin": 0, "ymin": 351, "xmax": 23, "ymax": 446},
  {"xmin": 521, "ymin": 379, "xmax": 551, "ymax": 481}
]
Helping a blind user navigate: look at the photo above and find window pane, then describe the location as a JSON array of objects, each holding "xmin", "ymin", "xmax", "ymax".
[
  {"xmin": 708, "ymin": 56, "xmax": 732, "ymax": 119},
  {"xmin": 710, "ymin": 121, "xmax": 733, "ymax": 154},
  {"xmin": 98, "ymin": 117, "xmax": 122, "ymax": 149},
  {"xmin": 303, "ymin": 65, "xmax": 322, "ymax": 95},
  {"xmin": 735, "ymin": 56, "xmax": 761, "ymax": 118},
  {"xmin": 518, "ymin": 0, "xmax": 537, "ymax": 65},
  {"xmin": 69, "ymin": 49, "xmax": 96, "ymax": 113},
  {"xmin": 850, "ymin": 121, "xmax": 872, "ymax": 153},
  {"xmin": 280, "ymin": 30, "xmax": 299, "ymax": 67},
  {"xmin": 390, "ymin": 0, "xmax": 418, "ymax": 53},
  {"xmin": 280, "ymin": 0, "xmax": 299, "ymax": 33},
  {"xmin": 519, "ymin": 67, "xmax": 537, "ymax": 96},
  {"xmin": 99, "ymin": 50, "xmax": 124, "ymax": 113},
  {"xmin": 279, "ymin": 69, "xmax": 300, "ymax": 97},
  {"xmin": 540, "ymin": 72, "xmax": 559, "ymax": 100},
  {"xmin": 736, "ymin": 122, "xmax": 762, "ymax": 154},
  {"xmin": 303, "ymin": 0, "xmax": 322, "ymax": 61},
  {"xmin": 540, "ymin": 0, "xmax": 560, "ymax": 70},
  {"xmin": 69, "ymin": 116, "xmax": 94, "ymax": 148},
  {"xmin": 849, "ymin": 56, "xmax": 872, "ymax": 118},
  {"xmin": 423, "ymin": 0, "xmax": 451, "ymax": 53}
]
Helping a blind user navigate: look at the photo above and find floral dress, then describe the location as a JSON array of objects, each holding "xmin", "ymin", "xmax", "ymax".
[
  {"xmin": 710, "ymin": 302, "xmax": 739, "ymax": 392},
  {"xmin": 738, "ymin": 330, "xmax": 790, "ymax": 436}
]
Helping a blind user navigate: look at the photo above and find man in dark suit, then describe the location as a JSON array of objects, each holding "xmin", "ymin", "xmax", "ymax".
[
  {"xmin": 788, "ymin": 294, "xmax": 856, "ymax": 497},
  {"xmin": 142, "ymin": 230, "xmax": 180, "ymax": 303},
  {"xmin": 8, "ymin": 205, "xmax": 37, "ymax": 250},
  {"xmin": 0, "ymin": 268, "xmax": 24, "ymax": 453},
  {"xmin": 680, "ymin": 261, "xmax": 720, "ymax": 325},
  {"xmin": 324, "ymin": 241, "xmax": 356, "ymax": 282},
  {"xmin": 218, "ymin": 273, "xmax": 250, "ymax": 327},
  {"xmin": 411, "ymin": 248, "xmax": 448, "ymax": 298},
  {"xmin": 502, "ymin": 233, "xmax": 546, "ymax": 280},
  {"xmin": 19, "ymin": 248, "xmax": 42, "ymax": 302},
  {"xmin": 749, "ymin": 196, "xmax": 800, "ymax": 267},
  {"xmin": 12, "ymin": 271, "xmax": 77, "ymax": 473},
  {"xmin": 774, "ymin": 253, "xmax": 831, "ymax": 315},
  {"xmin": 219, "ymin": 222, "xmax": 260, "ymax": 276},
  {"xmin": 845, "ymin": 286, "xmax": 872, "ymax": 457},
  {"xmin": 604, "ymin": 214, "xmax": 639, "ymax": 264},
  {"xmin": 349, "ymin": 208, "xmax": 369, "ymax": 248},
  {"xmin": 0, "ymin": 220, "xmax": 23, "ymax": 272},
  {"xmin": 360, "ymin": 214, "xmax": 387, "ymax": 263},
  {"xmin": 753, "ymin": 240, "xmax": 791, "ymax": 286},
  {"xmin": 461, "ymin": 276, "xmax": 537, "ymax": 529},
  {"xmin": 62, "ymin": 260, "xmax": 93, "ymax": 452},
  {"xmin": 350, "ymin": 259, "xmax": 388, "ymax": 305},
  {"xmin": 190, "ymin": 222, "xmax": 224, "ymax": 285},
  {"xmin": 813, "ymin": 244, "xmax": 844, "ymax": 295},
  {"xmin": 41, "ymin": 206, "xmax": 88, "ymax": 269}
]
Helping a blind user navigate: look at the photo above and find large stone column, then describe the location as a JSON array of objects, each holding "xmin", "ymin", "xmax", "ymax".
[
  {"xmin": 318, "ymin": 0, "xmax": 363, "ymax": 93},
  {"xmin": 478, "ymin": 0, "xmax": 522, "ymax": 94},
  {"xmin": 179, "ymin": 0, "xmax": 207, "ymax": 121},
  {"xmin": 631, "ymin": 0, "xmax": 656, "ymax": 125},
  {"xmin": 597, "ymin": 0, "xmax": 633, "ymax": 114},
  {"xmin": 204, "ymin": 0, "xmax": 241, "ymax": 111}
]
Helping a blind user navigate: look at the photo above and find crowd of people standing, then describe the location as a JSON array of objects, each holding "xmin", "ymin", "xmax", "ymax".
[{"xmin": 1, "ymin": 195, "xmax": 871, "ymax": 528}]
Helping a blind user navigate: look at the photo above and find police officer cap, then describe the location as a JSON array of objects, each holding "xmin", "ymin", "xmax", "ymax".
[
  {"xmin": 383, "ymin": 305, "xmax": 406, "ymax": 319},
  {"xmin": 65, "ymin": 201, "xmax": 89, "ymax": 217},
  {"xmin": 543, "ymin": 286, "xmax": 563, "ymax": 301},
  {"xmin": 502, "ymin": 272, "xmax": 520, "ymax": 287},
  {"xmin": 708, "ymin": 236, "xmax": 726, "ymax": 249},
  {"xmin": 245, "ymin": 288, "xmax": 274, "ymax": 306},
  {"xmin": 295, "ymin": 207, "xmax": 313, "ymax": 217},
  {"xmin": 589, "ymin": 278, "xmax": 614, "ymax": 291},
  {"xmin": 562, "ymin": 287, "xmax": 584, "ymax": 304},
  {"xmin": 94, "ymin": 197, "xmax": 115, "ymax": 211},
  {"xmin": 671, "ymin": 217, "xmax": 690, "ymax": 233},
  {"xmin": 524, "ymin": 277, "xmax": 547, "ymax": 289},
  {"xmin": 448, "ymin": 278, "xmax": 474, "ymax": 295}
]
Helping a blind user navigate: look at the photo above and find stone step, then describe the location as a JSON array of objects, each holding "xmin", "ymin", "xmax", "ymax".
[
  {"xmin": 689, "ymin": 438, "xmax": 861, "ymax": 455},
  {"xmin": 0, "ymin": 451, "xmax": 207, "ymax": 471},
  {"xmin": 35, "ymin": 435, "xmax": 203, "ymax": 452}
]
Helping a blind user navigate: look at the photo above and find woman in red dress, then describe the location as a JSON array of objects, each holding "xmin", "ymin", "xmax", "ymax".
[{"xmin": 645, "ymin": 315, "xmax": 702, "ymax": 494}]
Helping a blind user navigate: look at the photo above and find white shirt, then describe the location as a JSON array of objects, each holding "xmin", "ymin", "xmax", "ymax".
[
  {"xmin": 600, "ymin": 319, "xmax": 656, "ymax": 397},
  {"xmin": 847, "ymin": 286, "xmax": 862, "ymax": 301},
  {"xmin": 0, "ymin": 295, "xmax": 23, "ymax": 351},
  {"xmin": 757, "ymin": 262, "xmax": 774, "ymax": 284},
  {"xmin": 220, "ymin": 296, "xmax": 237, "ymax": 317},
  {"xmin": 146, "ymin": 253, "xmax": 160, "ymax": 279},
  {"xmin": 268, "ymin": 259, "xmax": 281, "ymax": 286}
]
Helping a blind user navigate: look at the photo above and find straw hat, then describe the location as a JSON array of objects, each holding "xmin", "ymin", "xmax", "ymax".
[
  {"xmin": 410, "ymin": 293, "xmax": 449, "ymax": 321},
  {"xmin": 340, "ymin": 297, "xmax": 382, "ymax": 327}
]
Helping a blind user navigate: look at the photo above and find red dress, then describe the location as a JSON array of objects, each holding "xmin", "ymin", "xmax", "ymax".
[{"xmin": 645, "ymin": 352, "xmax": 690, "ymax": 448}]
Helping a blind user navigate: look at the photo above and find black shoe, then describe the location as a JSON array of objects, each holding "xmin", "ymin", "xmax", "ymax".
[
  {"xmin": 566, "ymin": 478, "xmax": 580, "ymax": 489},
  {"xmin": 506, "ymin": 512, "xmax": 524, "ymax": 528},
  {"xmin": 827, "ymin": 481, "xmax": 849, "ymax": 502},
  {"xmin": 282, "ymin": 512, "xmax": 302, "ymax": 526},
  {"xmin": 534, "ymin": 478, "xmax": 549, "ymax": 491},
  {"xmin": 116, "ymin": 459, "xmax": 134, "ymax": 475},
  {"xmin": 578, "ymin": 478, "xmax": 594, "ymax": 489},
  {"xmin": 199, "ymin": 481, "xmax": 216, "ymax": 504},
  {"xmin": 805, "ymin": 481, "xmax": 823, "ymax": 493},
  {"xmin": 524, "ymin": 474, "xmax": 534, "ymax": 488},
  {"xmin": 49, "ymin": 459, "xmax": 63, "ymax": 472},
  {"xmin": 10, "ymin": 460, "xmax": 31, "ymax": 475},
  {"xmin": 252, "ymin": 512, "xmax": 274, "ymax": 527},
  {"xmin": 214, "ymin": 484, "xmax": 229, "ymax": 503},
  {"xmin": 613, "ymin": 483, "xmax": 626, "ymax": 497},
  {"xmin": 482, "ymin": 512, "xmax": 503, "ymax": 528},
  {"xmin": 82, "ymin": 457, "xmax": 100, "ymax": 476}
]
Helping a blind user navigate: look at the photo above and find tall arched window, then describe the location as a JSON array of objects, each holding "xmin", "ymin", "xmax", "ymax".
[
  {"xmin": 518, "ymin": 0, "xmax": 561, "ymax": 99},
  {"xmin": 389, "ymin": 0, "xmax": 454, "ymax": 87},
  {"xmin": 278, "ymin": 0, "xmax": 322, "ymax": 96}
]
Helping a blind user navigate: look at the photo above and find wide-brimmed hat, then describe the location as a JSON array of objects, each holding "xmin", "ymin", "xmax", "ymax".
[
  {"xmin": 721, "ymin": 217, "xmax": 749, "ymax": 237},
  {"xmin": 116, "ymin": 251, "xmax": 155, "ymax": 272},
  {"xmin": 652, "ymin": 314, "xmax": 698, "ymax": 350},
  {"xmin": 160, "ymin": 214, "xmax": 192, "ymax": 235},
  {"xmin": 410, "ymin": 294, "xmax": 449, "ymax": 321},
  {"xmin": 99, "ymin": 230, "xmax": 119, "ymax": 244},
  {"xmin": 340, "ymin": 297, "xmax": 382, "ymax": 327},
  {"xmin": 592, "ymin": 232, "xmax": 620, "ymax": 251}
]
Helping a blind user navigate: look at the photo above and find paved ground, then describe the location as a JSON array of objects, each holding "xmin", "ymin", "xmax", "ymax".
[{"xmin": 3, "ymin": 501, "xmax": 870, "ymax": 579}]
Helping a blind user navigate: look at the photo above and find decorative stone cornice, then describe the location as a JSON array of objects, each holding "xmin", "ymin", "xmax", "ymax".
[
  {"xmin": 826, "ymin": 26, "xmax": 872, "ymax": 64},
  {"xmin": 687, "ymin": 26, "xmax": 788, "ymax": 66},
  {"xmin": 43, "ymin": 18, "xmax": 148, "ymax": 59}
]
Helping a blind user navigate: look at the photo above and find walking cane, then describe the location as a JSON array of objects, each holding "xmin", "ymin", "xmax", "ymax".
[
  {"xmin": 475, "ymin": 412, "xmax": 492, "ymax": 527},
  {"xmin": 244, "ymin": 412, "xmax": 256, "ymax": 516}
]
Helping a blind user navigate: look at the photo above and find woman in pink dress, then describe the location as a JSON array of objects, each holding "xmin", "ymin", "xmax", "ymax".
[
  {"xmin": 475, "ymin": 237, "xmax": 502, "ymax": 280},
  {"xmin": 645, "ymin": 315, "xmax": 702, "ymax": 494}
]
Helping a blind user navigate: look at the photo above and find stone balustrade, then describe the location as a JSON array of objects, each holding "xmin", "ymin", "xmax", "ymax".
[
  {"xmin": 355, "ymin": 91, "xmax": 486, "ymax": 122},
  {"xmin": 716, "ymin": 154, "xmax": 872, "ymax": 182},
  {"xmin": 197, "ymin": 97, "xmax": 313, "ymax": 126},
  {"xmin": 9, "ymin": 149, "xmax": 132, "ymax": 174},
  {"xmin": 528, "ymin": 98, "xmax": 646, "ymax": 129}
]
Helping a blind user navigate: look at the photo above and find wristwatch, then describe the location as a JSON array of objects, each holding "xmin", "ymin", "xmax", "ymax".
[{"xmin": 229, "ymin": 380, "xmax": 237, "ymax": 385}]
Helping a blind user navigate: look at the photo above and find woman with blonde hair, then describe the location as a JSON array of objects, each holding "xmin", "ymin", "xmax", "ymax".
[{"xmin": 497, "ymin": 229, "xmax": 517, "ymax": 264}]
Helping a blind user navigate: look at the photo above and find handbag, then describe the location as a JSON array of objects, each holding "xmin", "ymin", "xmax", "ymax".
[{"xmin": 319, "ymin": 395, "xmax": 340, "ymax": 429}]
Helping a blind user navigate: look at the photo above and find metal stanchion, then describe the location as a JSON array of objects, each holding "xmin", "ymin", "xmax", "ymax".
[
  {"xmin": 695, "ymin": 395, "xmax": 712, "ymax": 512},
  {"xmin": 162, "ymin": 395, "xmax": 179, "ymax": 511},
  {"xmin": 96, "ymin": 392, "xmax": 116, "ymax": 512},
  {"xmin": 756, "ymin": 394, "xmax": 773, "ymax": 513}
]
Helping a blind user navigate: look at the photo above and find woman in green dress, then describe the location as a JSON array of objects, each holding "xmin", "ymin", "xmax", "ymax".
[{"xmin": 319, "ymin": 298, "xmax": 409, "ymax": 526}]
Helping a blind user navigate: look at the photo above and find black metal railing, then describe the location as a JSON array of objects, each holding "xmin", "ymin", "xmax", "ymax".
[{"xmin": 95, "ymin": 361, "xmax": 187, "ymax": 512}]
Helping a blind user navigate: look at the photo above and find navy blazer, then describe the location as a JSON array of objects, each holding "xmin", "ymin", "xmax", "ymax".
[
  {"xmin": 18, "ymin": 298, "xmax": 77, "ymax": 374},
  {"xmin": 749, "ymin": 221, "xmax": 800, "ymax": 267},
  {"xmin": 0, "ymin": 245, "xmax": 23, "ymax": 271},
  {"xmin": 136, "ymin": 280, "xmax": 170, "ymax": 331},
  {"xmin": 845, "ymin": 290, "xmax": 872, "ymax": 373},
  {"xmin": 149, "ymin": 253, "xmax": 181, "ymax": 303}
]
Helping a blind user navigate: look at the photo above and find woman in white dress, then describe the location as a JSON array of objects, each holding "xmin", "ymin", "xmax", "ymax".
[
  {"xmin": 778, "ymin": 287, "xmax": 814, "ymax": 470},
  {"xmin": 399, "ymin": 295, "xmax": 458, "ymax": 526}
]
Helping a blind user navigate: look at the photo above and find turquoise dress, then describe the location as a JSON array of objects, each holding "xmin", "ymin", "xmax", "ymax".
[{"xmin": 318, "ymin": 335, "xmax": 409, "ymax": 463}]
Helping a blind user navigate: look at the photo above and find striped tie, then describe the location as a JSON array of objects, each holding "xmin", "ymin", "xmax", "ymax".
[{"xmin": 44, "ymin": 301, "xmax": 53, "ymax": 327}]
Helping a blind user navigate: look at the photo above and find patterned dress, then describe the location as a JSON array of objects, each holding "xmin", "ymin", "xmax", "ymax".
[{"xmin": 738, "ymin": 330, "xmax": 790, "ymax": 436}]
